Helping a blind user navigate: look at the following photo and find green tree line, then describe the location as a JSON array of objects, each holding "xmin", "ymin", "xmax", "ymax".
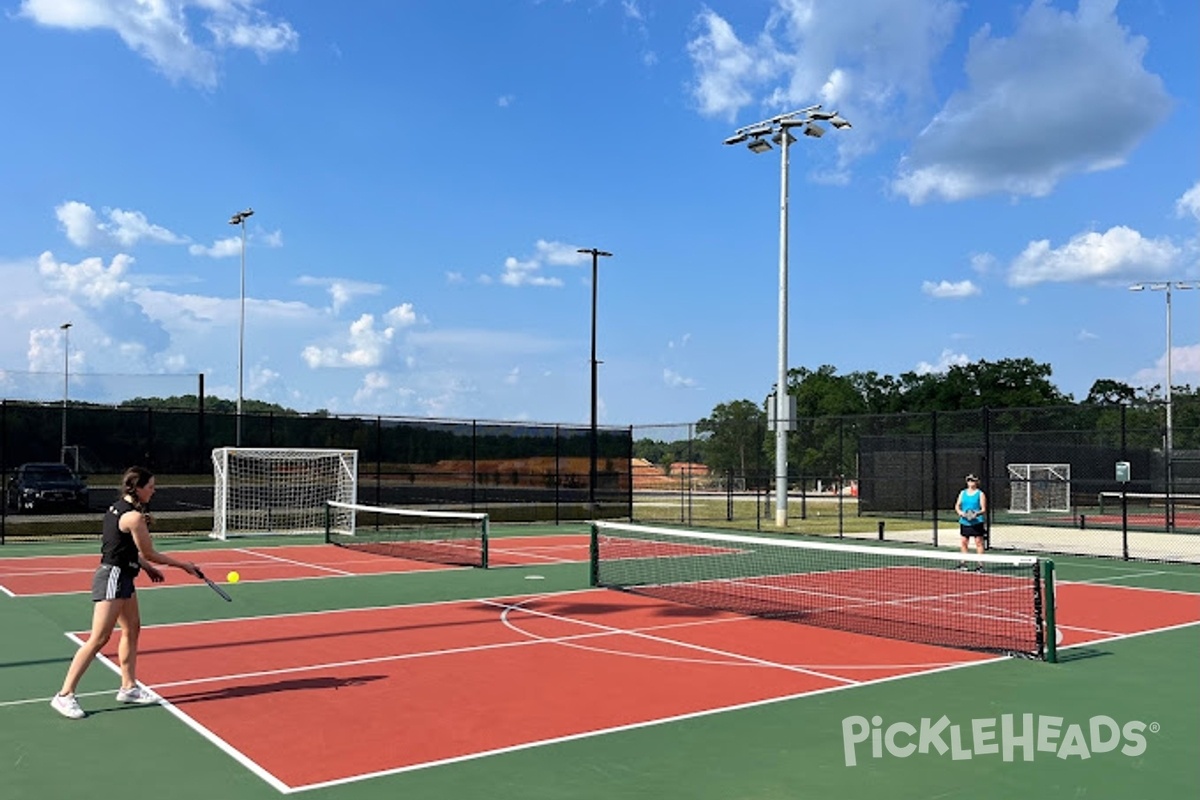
[{"xmin": 635, "ymin": 358, "xmax": 1199, "ymax": 480}]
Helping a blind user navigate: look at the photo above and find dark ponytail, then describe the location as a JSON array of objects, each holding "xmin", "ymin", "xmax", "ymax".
[{"xmin": 120, "ymin": 466, "xmax": 154, "ymax": 508}]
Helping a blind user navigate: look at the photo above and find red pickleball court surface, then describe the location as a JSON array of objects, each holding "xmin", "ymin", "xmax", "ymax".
[
  {"xmin": 5, "ymin": 538, "xmax": 1198, "ymax": 792},
  {"xmin": 73, "ymin": 579, "xmax": 1200, "ymax": 793}
]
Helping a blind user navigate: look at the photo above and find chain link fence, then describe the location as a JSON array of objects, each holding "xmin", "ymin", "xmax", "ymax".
[
  {"xmin": 632, "ymin": 401, "xmax": 1200, "ymax": 564},
  {"xmin": 1, "ymin": 401, "xmax": 632, "ymax": 542}
]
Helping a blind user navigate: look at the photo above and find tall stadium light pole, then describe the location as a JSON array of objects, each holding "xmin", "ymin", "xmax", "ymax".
[
  {"xmin": 578, "ymin": 247, "xmax": 613, "ymax": 515},
  {"xmin": 60, "ymin": 322, "xmax": 72, "ymax": 457},
  {"xmin": 1128, "ymin": 282, "xmax": 1200, "ymax": 488},
  {"xmin": 725, "ymin": 105, "xmax": 851, "ymax": 527},
  {"xmin": 229, "ymin": 208, "xmax": 254, "ymax": 446}
]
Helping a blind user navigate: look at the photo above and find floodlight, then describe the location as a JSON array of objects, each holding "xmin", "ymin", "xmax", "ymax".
[
  {"xmin": 807, "ymin": 110, "xmax": 836, "ymax": 120},
  {"xmin": 747, "ymin": 138, "xmax": 772, "ymax": 153},
  {"xmin": 724, "ymin": 133, "xmax": 749, "ymax": 146},
  {"xmin": 803, "ymin": 123, "xmax": 826, "ymax": 138},
  {"xmin": 743, "ymin": 125, "xmax": 773, "ymax": 138},
  {"xmin": 772, "ymin": 131, "xmax": 797, "ymax": 145},
  {"xmin": 829, "ymin": 115, "xmax": 852, "ymax": 129}
]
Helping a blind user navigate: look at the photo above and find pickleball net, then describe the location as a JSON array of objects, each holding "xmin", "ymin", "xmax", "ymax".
[
  {"xmin": 590, "ymin": 521, "xmax": 1055, "ymax": 660},
  {"xmin": 325, "ymin": 501, "xmax": 488, "ymax": 568}
]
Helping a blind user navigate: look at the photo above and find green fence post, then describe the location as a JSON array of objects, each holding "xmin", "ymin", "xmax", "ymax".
[{"xmin": 1043, "ymin": 559, "xmax": 1057, "ymax": 663}]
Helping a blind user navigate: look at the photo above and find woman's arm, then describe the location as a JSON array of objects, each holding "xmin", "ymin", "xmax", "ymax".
[{"xmin": 125, "ymin": 510, "xmax": 199, "ymax": 576}]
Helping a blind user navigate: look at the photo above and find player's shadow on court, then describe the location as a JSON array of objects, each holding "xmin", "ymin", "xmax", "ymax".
[
  {"xmin": 165, "ymin": 674, "xmax": 387, "ymax": 706},
  {"xmin": 1055, "ymin": 647, "xmax": 1110, "ymax": 663}
]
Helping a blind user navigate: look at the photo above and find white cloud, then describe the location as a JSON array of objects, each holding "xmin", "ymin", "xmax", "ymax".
[
  {"xmin": 353, "ymin": 371, "xmax": 390, "ymax": 405},
  {"xmin": 37, "ymin": 251, "xmax": 134, "ymax": 306},
  {"xmin": 57, "ymin": 200, "xmax": 186, "ymax": 248},
  {"xmin": 688, "ymin": 0, "xmax": 961, "ymax": 166},
  {"xmin": 1177, "ymin": 182, "xmax": 1200, "ymax": 221},
  {"xmin": 893, "ymin": 0, "xmax": 1172, "ymax": 203},
  {"xmin": 537, "ymin": 240, "xmax": 591, "ymax": 267},
  {"xmin": 56, "ymin": 201, "xmax": 101, "ymax": 247},
  {"xmin": 497, "ymin": 94, "xmax": 514, "ymax": 107},
  {"xmin": 1007, "ymin": 226, "xmax": 1181, "ymax": 287},
  {"xmin": 301, "ymin": 313, "xmax": 395, "ymax": 369},
  {"xmin": 384, "ymin": 303, "xmax": 418, "ymax": 328},
  {"xmin": 1077, "ymin": 329, "xmax": 1099, "ymax": 341},
  {"xmin": 501, "ymin": 256, "xmax": 562, "ymax": 287},
  {"xmin": 663, "ymin": 368, "xmax": 698, "ymax": 389},
  {"xmin": 686, "ymin": 10, "xmax": 774, "ymax": 121},
  {"xmin": 497, "ymin": 239, "xmax": 593, "ymax": 287},
  {"xmin": 296, "ymin": 276, "xmax": 386, "ymax": 314},
  {"xmin": 915, "ymin": 348, "xmax": 970, "ymax": 375},
  {"xmin": 970, "ymin": 253, "xmax": 997, "ymax": 274},
  {"xmin": 922, "ymin": 279, "xmax": 980, "ymax": 299},
  {"xmin": 188, "ymin": 237, "xmax": 243, "ymax": 258},
  {"xmin": 19, "ymin": 0, "xmax": 298, "ymax": 89}
]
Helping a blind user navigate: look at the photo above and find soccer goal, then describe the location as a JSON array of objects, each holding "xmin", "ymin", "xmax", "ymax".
[
  {"xmin": 212, "ymin": 448, "xmax": 358, "ymax": 539},
  {"xmin": 1007, "ymin": 463, "xmax": 1071, "ymax": 514}
]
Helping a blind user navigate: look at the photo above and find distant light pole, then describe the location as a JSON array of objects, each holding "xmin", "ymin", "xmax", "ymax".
[
  {"xmin": 60, "ymin": 322, "xmax": 72, "ymax": 457},
  {"xmin": 1129, "ymin": 281, "xmax": 1200, "ymax": 496},
  {"xmin": 578, "ymin": 247, "xmax": 613, "ymax": 515},
  {"xmin": 229, "ymin": 208, "xmax": 254, "ymax": 445},
  {"xmin": 725, "ymin": 105, "xmax": 851, "ymax": 527}
]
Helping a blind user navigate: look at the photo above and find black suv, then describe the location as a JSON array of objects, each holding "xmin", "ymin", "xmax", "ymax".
[{"xmin": 6, "ymin": 462, "xmax": 89, "ymax": 513}]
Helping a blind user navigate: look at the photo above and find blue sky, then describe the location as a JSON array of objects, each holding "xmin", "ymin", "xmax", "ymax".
[{"xmin": 1, "ymin": 0, "xmax": 1197, "ymax": 427}]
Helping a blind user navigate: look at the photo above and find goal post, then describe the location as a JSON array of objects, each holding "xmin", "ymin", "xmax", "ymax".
[
  {"xmin": 212, "ymin": 448, "xmax": 358, "ymax": 539},
  {"xmin": 1007, "ymin": 463, "xmax": 1071, "ymax": 514}
]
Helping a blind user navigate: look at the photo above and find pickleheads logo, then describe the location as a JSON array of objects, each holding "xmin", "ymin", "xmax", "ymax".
[{"xmin": 841, "ymin": 714, "xmax": 1156, "ymax": 767}]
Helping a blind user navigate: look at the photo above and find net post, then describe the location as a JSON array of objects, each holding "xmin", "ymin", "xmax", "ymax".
[
  {"xmin": 480, "ymin": 516, "xmax": 489, "ymax": 569},
  {"xmin": 588, "ymin": 523, "xmax": 599, "ymax": 587},
  {"xmin": 1042, "ymin": 559, "xmax": 1057, "ymax": 663},
  {"xmin": 324, "ymin": 501, "xmax": 332, "ymax": 544}
]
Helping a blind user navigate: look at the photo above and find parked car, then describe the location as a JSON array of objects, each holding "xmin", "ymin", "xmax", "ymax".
[{"xmin": 6, "ymin": 462, "xmax": 89, "ymax": 513}]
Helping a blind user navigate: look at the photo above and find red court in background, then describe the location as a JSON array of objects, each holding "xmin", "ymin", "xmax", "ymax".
[{"xmin": 0, "ymin": 535, "xmax": 588, "ymax": 597}]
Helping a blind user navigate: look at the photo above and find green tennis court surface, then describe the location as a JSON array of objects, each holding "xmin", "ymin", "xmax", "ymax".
[{"xmin": 1, "ymin": 523, "xmax": 1197, "ymax": 800}]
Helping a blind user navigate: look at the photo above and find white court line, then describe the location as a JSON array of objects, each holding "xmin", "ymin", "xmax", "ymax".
[
  {"xmin": 480, "ymin": 596, "xmax": 857, "ymax": 685},
  {"xmin": 235, "ymin": 547, "xmax": 355, "ymax": 576}
]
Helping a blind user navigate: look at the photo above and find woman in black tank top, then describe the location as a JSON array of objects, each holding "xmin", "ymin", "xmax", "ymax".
[{"xmin": 50, "ymin": 467, "xmax": 204, "ymax": 720}]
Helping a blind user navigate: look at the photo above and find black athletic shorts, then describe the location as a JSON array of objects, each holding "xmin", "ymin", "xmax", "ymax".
[
  {"xmin": 959, "ymin": 521, "xmax": 986, "ymax": 540},
  {"xmin": 91, "ymin": 563, "xmax": 139, "ymax": 602}
]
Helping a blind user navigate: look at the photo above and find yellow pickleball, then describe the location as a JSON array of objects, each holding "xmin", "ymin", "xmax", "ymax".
[{"xmin": 226, "ymin": 571, "xmax": 240, "ymax": 584}]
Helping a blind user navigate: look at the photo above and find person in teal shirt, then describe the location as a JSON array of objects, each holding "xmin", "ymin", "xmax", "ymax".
[{"xmin": 955, "ymin": 474, "xmax": 987, "ymax": 570}]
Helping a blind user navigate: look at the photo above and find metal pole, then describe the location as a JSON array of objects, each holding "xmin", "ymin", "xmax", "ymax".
[
  {"xmin": 237, "ymin": 218, "xmax": 246, "ymax": 446},
  {"xmin": 229, "ymin": 208, "xmax": 253, "ymax": 446},
  {"xmin": 577, "ymin": 248, "xmax": 612, "ymax": 516},
  {"xmin": 775, "ymin": 127, "xmax": 790, "ymax": 527},
  {"xmin": 590, "ymin": 252, "xmax": 599, "ymax": 514},
  {"xmin": 723, "ymin": 106, "xmax": 851, "ymax": 528},
  {"xmin": 60, "ymin": 322, "xmax": 72, "ymax": 455},
  {"xmin": 1166, "ymin": 285, "xmax": 1173, "ymax": 460}
]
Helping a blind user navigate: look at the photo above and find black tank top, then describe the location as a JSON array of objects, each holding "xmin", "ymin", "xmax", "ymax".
[{"xmin": 101, "ymin": 498, "xmax": 142, "ymax": 568}]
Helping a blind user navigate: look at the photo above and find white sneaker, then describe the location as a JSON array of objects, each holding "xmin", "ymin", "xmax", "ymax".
[
  {"xmin": 51, "ymin": 692, "xmax": 85, "ymax": 719},
  {"xmin": 115, "ymin": 686, "xmax": 159, "ymax": 705}
]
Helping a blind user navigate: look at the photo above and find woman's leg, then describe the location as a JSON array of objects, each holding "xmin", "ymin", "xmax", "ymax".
[
  {"xmin": 60, "ymin": 599, "xmax": 123, "ymax": 696},
  {"xmin": 116, "ymin": 594, "xmax": 142, "ymax": 689}
]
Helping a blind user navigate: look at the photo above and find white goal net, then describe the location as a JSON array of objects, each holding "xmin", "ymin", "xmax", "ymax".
[
  {"xmin": 1007, "ymin": 463, "xmax": 1071, "ymax": 514},
  {"xmin": 212, "ymin": 448, "xmax": 358, "ymax": 539}
]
